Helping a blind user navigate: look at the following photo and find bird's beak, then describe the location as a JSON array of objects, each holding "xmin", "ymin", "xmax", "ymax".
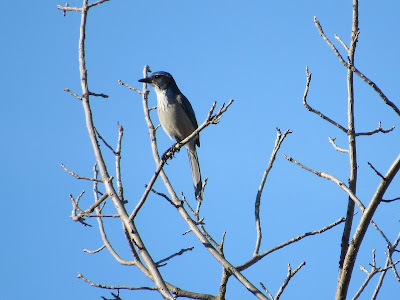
[{"xmin": 138, "ymin": 77, "xmax": 152, "ymax": 83}]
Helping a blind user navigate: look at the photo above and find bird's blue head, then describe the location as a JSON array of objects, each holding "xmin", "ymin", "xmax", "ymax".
[{"xmin": 138, "ymin": 71, "xmax": 176, "ymax": 91}]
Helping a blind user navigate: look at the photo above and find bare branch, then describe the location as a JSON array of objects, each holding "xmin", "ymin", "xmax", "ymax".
[
  {"xmin": 275, "ymin": 262, "xmax": 306, "ymax": 300},
  {"xmin": 372, "ymin": 233, "xmax": 400, "ymax": 299},
  {"xmin": 350, "ymin": 66, "xmax": 400, "ymax": 117},
  {"xmin": 115, "ymin": 123, "xmax": 124, "ymax": 201},
  {"xmin": 283, "ymin": 154, "xmax": 392, "ymax": 245},
  {"xmin": 149, "ymin": 186, "xmax": 175, "ymax": 207},
  {"xmin": 367, "ymin": 162, "xmax": 385, "ymax": 180},
  {"xmin": 61, "ymin": 163, "xmax": 102, "ymax": 182},
  {"xmin": 65, "ymin": 2, "xmax": 173, "ymax": 297},
  {"xmin": 92, "ymin": 165, "xmax": 134, "ymax": 266},
  {"xmin": 89, "ymin": 91, "xmax": 109, "ymax": 98},
  {"xmin": 334, "ymin": 34, "xmax": 349, "ymax": 52},
  {"xmin": 254, "ymin": 128, "xmax": 291, "ymax": 256},
  {"xmin": 356, "ymin": 122, "xmax": 395, "ymax": 136},
  {"xmin": 63, "ymin": 88, "xmax": 83, "ymax": 100},
  {"xmin": 95, "ymin": 127, "xmax": 116, "ymax": 154},
  {"xmin": 156, "ymin": 246, "xmax": 194, "ymax": 267},
  {"xmin": 302, "ymin": 67, "xmax": 347, "ymax": 133},
  {"xmin": 283, "ymin": 155, "xmax": 365, "ymax": 210},
  {"xmin": 237, "ymin": 217, "xmax": 345, "ymax": 271},
  {"xmin": 84, "ymin": 245, "xmax": 106, "ymax": 254},
  {"xmin": 353, "ymin": 249, "xmax": 400, "ymax": 299},
  {"xmin": 314, "ymin": 17, "xmax": 348, "ymax": 66},
  {"xmin": 78, "ymin": 273, "xmax": 157, "ymax": 291},
  {"xmin": 88, "ymin": 0, "xmax": 110, "ymax": 8},
  {"xmin": 381, "ymin": 197, "xmax": 400, "ymax": 203},
  {"xmin": 259, "ymin": 282, "xmax": 274, "ymax": 300},
  {"xmin": 118, "ymin": 79, "xmax": 142, "ymax": 94},
  {"xmin": 328, "ymin": 137, "xmax": 349, "ymax": 153},
  {"xmin": 339, "ymin": 153, "xmax": 400, "ymax": 299},
  {"xmin": 314, "ymin": 17, "xmax": 400, "ymax": 118}
]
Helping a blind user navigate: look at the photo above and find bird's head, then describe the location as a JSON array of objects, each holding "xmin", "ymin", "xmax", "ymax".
[{"xmin": 138, "ymin": 71, "xmax": 175, "ymax": 91}]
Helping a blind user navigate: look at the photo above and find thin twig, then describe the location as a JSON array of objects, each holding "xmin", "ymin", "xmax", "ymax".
[
  {"xmin": 302, "ymin": 67, "xmax": 347, "ymax": 133},
  {"xmin": 283, "ymin": 155, "xmax": 365, "ymax": 210},
  {"xmin": 88, "ymin": 0, "xmax": 110, "ymax": 8},
  {"xmin": 118, "ymin": 79, "xmax": 142, "ymax": 94},
  {"xmin": 328, "ymin": 137, "xmax": 349, "ymax": 153},
  {"xmin": 92, "ymin": 164, "xmax": 134, "ymax": 266},
  {"xmin": 89, "ymin": 91, "xmax": 109, "ymax": 98},
  {"xmin": 315, "ymin": 17, "xmax": 400, "ymax": 118},
  {"xmin": 335, "ymin": 34, "xmax": 349, "ymax": 52},
  {"xmin": 156, "ymin": 246, "xmax": 194, "ymax": 266},
  {"xmin": 381, "ymin": 197, "xmax": 400, "ymax": 203},
  {"xmin": 61, "ymin": 163, "xmax": 102, "ymax": 182},
  {"xmin": 356, "ymin": 122, "xmax": 395, "ymax": 136},
  {"xmin": 283, "ymin": 154, "xmax": 391, "ymax": 245},
  {"xmin": 95, "ymin": 127, "xmax": 116, "ymax": 154},
  {"xmin": 367, "ymin": 162, "xmax": 385, "ymax": 180},
  {"xmin": 115, "ymin": 123, "xmax": 124, "ymax": 201},
  {"xmin": 259, "ymin": 282, "xmax": 273, "ymax": 300},
  {"xmin": 275, "ymin": 262, "xmax": 306, "ymax": 300},
  {"xmin": 254, "ymin": 128, "xmax": 291, "ymax": 256},
  {"xmin": 78, "ymin": 273, "xmax": 157, "ymax": 291},
  {"xmin": 372, "ymin": 233, "xmax": 400, "ymax": 299},
  {"xmin": 63, "ymin": 88, "xmax": 83, "ymax": 100},
  {"xmin": 237, "ymin": 217, "xmax": 345, "ymax": 271},
  {"xmin": 84, "ymin": 245, "xmax": 106, "ymax": 254}
]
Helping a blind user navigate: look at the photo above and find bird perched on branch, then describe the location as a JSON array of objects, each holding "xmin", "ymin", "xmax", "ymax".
[{"xmin": 139, "ymin": 71, "xmax": 203, "ymax": 202}]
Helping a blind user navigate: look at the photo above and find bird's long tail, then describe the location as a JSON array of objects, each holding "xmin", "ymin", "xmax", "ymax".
[{"xmin": 187, "ymin": 146, "xmax": 203, "ymax": 202}]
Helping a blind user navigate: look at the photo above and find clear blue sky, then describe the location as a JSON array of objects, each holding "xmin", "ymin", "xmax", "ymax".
[{"xmin": 1, "ymin": 1, "xmax": 399, "ymax": 299}]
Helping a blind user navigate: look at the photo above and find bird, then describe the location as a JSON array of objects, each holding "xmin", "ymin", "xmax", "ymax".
[{"xmin": 139, "ymin": 71, "xmax": 203, "ymax": 202}]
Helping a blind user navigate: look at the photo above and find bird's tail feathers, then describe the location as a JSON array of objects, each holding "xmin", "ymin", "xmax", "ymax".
[{"xmin": 188, "ymin": 148, "xmax": 203, "ymax": 202}]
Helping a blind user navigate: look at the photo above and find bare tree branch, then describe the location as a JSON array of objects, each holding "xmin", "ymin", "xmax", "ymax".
[
  {"xmin": 61, "ymin": 2, "xmax": 173, "ymax": 297},
  {"xmin": 338, "ymin": 153, "xmax": 400, "ymax": 299},
  {"xmin": 259, "ymin": 262, "xmax": 306, "ymax": 300},
  {"xmin": 314, "ymin": 16, "xmax": 400, "ymax": 118},
  {"xmin": 367, "ymin": 162, "xmax": 385, "ymax": 180},
  {"xmin": 353, "ymin": 249, "xmax": 400, "ymax": 300},
  {"xmin": 381, "ymin": 197, "xmax": 400, "ymax": 203},
  {"xmin": 372, "ymin": 233, "xmax": 400, "ymax": 299},
  {"xmin": 254, "ymin": 128, "xmax": 291, "ymax": 256},
  {"xmin": 328, "ymin": 137, "xmax": 349, "ymax": 153},
  {"xmin": 84, "ymin": 245, "xmax": 106, "ymax": 254},
  {"xmin": 63, "ymin": 88, "xmax": 83, "ymax": 100},
  {"xmin": 283, "ymin": 155, "xmax": 365, "ymax": 211},
  {"xmin": 283, "ymin": 154, "xmax": 392, "ymax": 246},
  {"xmin": 275, "ymin": 262, "xmax": 306, "ymax": 300},
  {"xmin": 118, "ymin": 79, "xmax": 142, "ymax": 94},
  {"xmin": 156, "ymin": 246, "xmax": 195, "ymax": 267},
  {"xmin": 78, "ymin": 272, "xmax": 158, "ymax": 291},
  {"xmin": 61, "ymin": 163, "xmax": 102, "ymax": 182},
  {"xmin": 356, "ymin": 122, "xmax": 395, "ymax": 136},
  {"xmin": 334, "ymin": 34, "xmax": 349, "ymax": 52},
  {"xmin": 237, "ymin": 217, "xmax": 345, "ymax": 271},
  {"xmin": 302, "ymin": 67, "xmax": 347, "ymax": 133}
]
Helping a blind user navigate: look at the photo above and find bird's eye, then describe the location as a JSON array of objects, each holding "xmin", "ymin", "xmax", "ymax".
[{"xmin": 154, "ymin": 75, "xmax": 161, "ymax": 79}]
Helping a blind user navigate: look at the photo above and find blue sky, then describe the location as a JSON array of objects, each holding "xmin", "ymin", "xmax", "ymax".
[{"xmin": 1, "ymin": 0, "xmax": 399, "ymax": 299}]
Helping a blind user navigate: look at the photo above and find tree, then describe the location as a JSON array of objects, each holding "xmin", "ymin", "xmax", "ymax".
[{"xmin": 58, "ymin": 0, "xmax": 399, "ymax": 299}]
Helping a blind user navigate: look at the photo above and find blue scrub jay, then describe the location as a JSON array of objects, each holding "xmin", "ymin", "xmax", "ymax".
[{"xmin": 139, "ymin": 71, "xmax": 203, "ymax": 202}]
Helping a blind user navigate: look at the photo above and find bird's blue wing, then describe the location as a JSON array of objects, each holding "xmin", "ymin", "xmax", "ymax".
[{"xmin": 176, "ymin": 93, "xmax": 200, "ymax": 147}]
